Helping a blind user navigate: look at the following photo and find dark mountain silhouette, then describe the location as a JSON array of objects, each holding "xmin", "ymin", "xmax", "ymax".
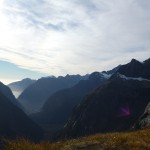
[
  {"xmin": 0, "ymin": 90, "xmax": 43, "ymax": 141},
  {"xmin": 30, "ymin": 72, "xmax": 109, "ymax": 130},
  {"xmin": 0, "ymin": 82, "xmax": 22, "ymax": 109},
  {"xmin": 102, "ymin": 65, "xmax": 121, "ymax": 75},
  {"xmin": 134, "ymin": 102, "xmax": 150, "ymax": 129},
  {"xmin": 18, "ymin": 75, "xmax": 88, "ymax": 114},
  {"xmin": 118, "ymin": 58, "xmax": 150, "ymax": 79},
  {"xmin": 61, "ymin": 72, "xmax": 150, "ymax": 138},
  {"xmin": 8, "ymin": 78, "xmax": 36, "ymax": 98}
]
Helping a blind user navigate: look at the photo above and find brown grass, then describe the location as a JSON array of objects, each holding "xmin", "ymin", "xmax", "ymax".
[{"xmin": 3, "ymin": 128, "xmax": 150, "ymax": 150}]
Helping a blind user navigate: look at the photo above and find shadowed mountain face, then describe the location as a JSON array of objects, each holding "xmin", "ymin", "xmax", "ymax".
[
  {"xmin": 118, "ymin": 58, "xmax": 150, "ymax": 79},
  {"xmin": 8, "ymin": 78, "xmax": 36, "ymax": 98},
  {"xmin": 102, "ymin": 65, "xmax": 121, "ymax": 75},
  {"xmin": 61, "ymin": 76, "xmax": 150, "ymax": 138},
  {"xmin": 18, "ymin": 75, "xmax": 88, "ymax": 114},
  {"xmin": 59, "ymin": 58, "xmax": 150, "ymax": 139},
  {"xmin": 30, "ymin": 72, "xmax": 109, "ymax": 128},
  {"xmin": 0, "ymin": 82, "xmax": 22, "ymax": 109},
  {"xmin": 0, "ymin": 90, "xmax": 43, "ymax": 141}
]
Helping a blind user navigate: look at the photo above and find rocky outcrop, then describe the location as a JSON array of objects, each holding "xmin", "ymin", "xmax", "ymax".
[{"xmin": 134, "ymin": 102, "xmax": 150, "ymax": 129}]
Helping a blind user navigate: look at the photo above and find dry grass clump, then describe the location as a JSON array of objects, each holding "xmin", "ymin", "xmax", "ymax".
[{"xmin": 3, "ymin": 128, "xmax": 150, "ymax": 150}]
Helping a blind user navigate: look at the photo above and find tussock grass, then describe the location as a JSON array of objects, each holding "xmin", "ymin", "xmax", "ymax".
[{"xmin": 3, "ymin": 128, "xmax": 150, "ymax": 150}]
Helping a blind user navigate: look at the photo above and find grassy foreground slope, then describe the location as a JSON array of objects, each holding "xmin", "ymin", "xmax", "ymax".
[{"xmin": 4, "ymin": 128, "xmax": 150, "ymax": 150}]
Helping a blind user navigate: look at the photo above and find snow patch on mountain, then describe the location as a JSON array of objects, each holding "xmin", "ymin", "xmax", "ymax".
[{"xmin": 101, "ymin": 73, "xmax": 112, "ymax": 79}]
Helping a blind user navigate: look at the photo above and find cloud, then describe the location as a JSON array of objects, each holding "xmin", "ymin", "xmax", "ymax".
[{"xmin": 0, "ymin": 0, "xmax": 150, "ymax": 76}]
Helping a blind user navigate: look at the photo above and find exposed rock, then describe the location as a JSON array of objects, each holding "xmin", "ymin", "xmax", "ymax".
[{"xmin": 134, "ymin": 102, "xmax": 150, "ymax": 129}]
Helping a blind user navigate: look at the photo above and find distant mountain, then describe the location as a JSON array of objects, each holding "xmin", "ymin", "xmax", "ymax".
[
  {"xmin": 30, "ymin": 72, "xmax": 109, "ymax": 130},
  {"xmin": 0, "ymin": 90, "xmax": 43, "ymax": 141},
  {"xmin": 8, "ymin": 78, "xmax": 36, "ymax": 98},
  {"xmin": 18, "ymin": 75, "xmax": 88, "ymax": 114},
  {"xmin": 0, "ymin": 82, "xmax": 22, "ymax": 109},
  {"xmin": 118, "ymin": 58, "xmax": 150, "ymax": 79},
  {"xmin": 134, "ymin": 102, "xmax": 150, "ymax": 129},
  {"xmin": 61, "ymin": 73, "xmax": 150, "ymax": 138}
]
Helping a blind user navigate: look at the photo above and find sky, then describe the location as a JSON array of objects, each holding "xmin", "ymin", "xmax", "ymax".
[
  {"xmin": 0, "ymin": 0, "xmax": 150, "ymax": 84},
  {"xmin": 0, "ymin": 60, "xmax": 48, "ymax": 84}
]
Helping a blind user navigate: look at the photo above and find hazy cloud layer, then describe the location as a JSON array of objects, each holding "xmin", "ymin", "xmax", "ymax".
[{"xmin": 0, "ymin": 0, "xmax": 150, "ymax": 75}]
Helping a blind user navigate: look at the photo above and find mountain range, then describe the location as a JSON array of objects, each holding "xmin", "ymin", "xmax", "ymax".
[
  {"xmin": 18, "ymin": 75, "xmax": 88, "ymax": 114},
  {"xmin": 59, "ymin": 58, "xmax": 150, "ymax": 139},
  {"xmin": 1, "ymin": 57, "xmax": 150, "ymax": 142},
  {"xmin": 30, "ymin": 72, "xmax": 110, "ymax": 132},
  {"xmin": 8, "ymin": 78, "xmax": 36, "ymax": 98},
  {"xmin": 118, "ymin": 58, "xmax": 150, "ymax": 79}
]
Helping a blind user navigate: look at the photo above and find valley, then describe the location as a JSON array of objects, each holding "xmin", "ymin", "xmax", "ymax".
[{"xmin": 0, "ymin": 58, "xmax": 150, "ymax": 150}]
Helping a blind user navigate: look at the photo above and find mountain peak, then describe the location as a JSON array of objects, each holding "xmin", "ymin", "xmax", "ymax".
[
  {"xmin": 89, "ymin": 72, "xmax": 101, "ymax": 80},
  {"xmin": 8, "ymin": 79, "xmax": 36, "ymax": 98},
  {"xmin": 144, "ymin": 58, "xmax": 150, "ymax": 65},
  {"xmin": 117, "ymin": 58, "xmax": 150, "ymax": 79},
  {"xmin": 130, "ymin": 59, "xmax": 141, "ymax": 65},
  {"xmin": 22, "ymin": 78, "xmax": 32, "ymax": 81}
]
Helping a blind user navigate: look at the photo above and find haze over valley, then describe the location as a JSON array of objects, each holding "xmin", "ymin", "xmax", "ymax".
[{"xmin": 0, "ymin": 0, "xmax": 150, "ymax": 149}]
